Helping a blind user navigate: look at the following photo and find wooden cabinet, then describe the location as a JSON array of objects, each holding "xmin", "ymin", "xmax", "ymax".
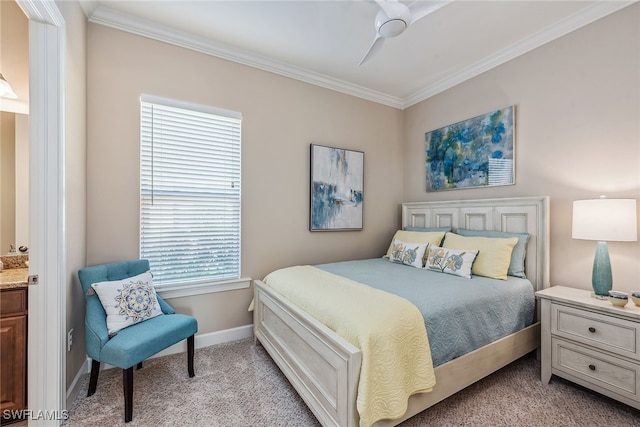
[
  {"xmin": 536, "ymin": 286, "xmax": 640, "ymax": 410},
  {"xmin": 0, "ymin": 288, "xmax": 27, "ymax": 423}
]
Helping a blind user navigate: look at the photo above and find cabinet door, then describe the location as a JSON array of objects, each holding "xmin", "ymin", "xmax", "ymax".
[{"xmin": 0, "ymin": 315, "xmax": 27, "ymax": 415}]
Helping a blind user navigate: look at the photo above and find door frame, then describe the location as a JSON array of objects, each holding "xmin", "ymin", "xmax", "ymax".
[{"xmin": 16, "ymin": 0, "xmax": 66, "ymax": 424}]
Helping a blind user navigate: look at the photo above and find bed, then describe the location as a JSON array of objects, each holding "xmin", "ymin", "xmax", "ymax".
[{"xmin": 253, "ymin": 196, "xmax": 550, "ymax": 427}]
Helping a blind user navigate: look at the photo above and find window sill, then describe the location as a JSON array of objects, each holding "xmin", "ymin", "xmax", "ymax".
[{"xmin": 155, "ymin": 277, "xmax": 251, "ymax": 299}]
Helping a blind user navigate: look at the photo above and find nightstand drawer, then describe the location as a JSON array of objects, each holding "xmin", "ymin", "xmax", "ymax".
[
  {"xmin": 552, "ymin": 338, "xmax": 640, "ymax": 401},
  {"xmin": 551, "ymin": 303, "xmax": 639, "ymax": 360}
]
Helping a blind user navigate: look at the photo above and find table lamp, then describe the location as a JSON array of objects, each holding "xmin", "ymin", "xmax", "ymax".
[{"xmin": 572, "ymin": 197, "xmax": 637, "ymax": 298}]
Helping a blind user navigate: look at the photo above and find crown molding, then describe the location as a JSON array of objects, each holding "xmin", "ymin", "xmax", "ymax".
[
  {"xmin": 89, "ymin": 1, "xmax": 636, "ymax": 111},
  {"xmin": 88, "ymin": 6, "xmax": 405, "ymax": 109},
  {"xmin": 401, "ymin": 1, "xmax": 636, "ymax": 109},
  {"xmin": 17, "ymin": 0, "xmax": 64, "ymax": 25},
  {"xmin": 78, "ymin": 0, "xmax": 98, "ymax": 18}
]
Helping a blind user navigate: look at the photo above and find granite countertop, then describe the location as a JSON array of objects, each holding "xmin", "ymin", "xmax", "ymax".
[{"xmin": 0, "ymin": 268, "xmax": 29, "ymax": 289}]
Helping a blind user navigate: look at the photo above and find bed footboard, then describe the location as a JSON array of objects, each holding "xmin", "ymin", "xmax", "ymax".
[{"xmin": 253, "ymin": 279, "xmax": 362, "ymax": 427}]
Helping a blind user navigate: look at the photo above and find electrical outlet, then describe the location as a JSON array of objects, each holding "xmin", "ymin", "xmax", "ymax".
[{"xmin": 67, "ymin": 329, "xmax": 73, "ymax": 352}]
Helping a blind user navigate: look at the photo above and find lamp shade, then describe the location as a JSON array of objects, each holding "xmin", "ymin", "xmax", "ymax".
[
  {"xmin": 572, "ymin": 198, "xmax": 637, "ymax": 242},
  {"xmin": 0, "ymin": 73, "xmax": 17, "ymax": 99}
]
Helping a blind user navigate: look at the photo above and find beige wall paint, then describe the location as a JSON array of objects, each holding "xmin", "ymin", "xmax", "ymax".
[
  {"xmin": 86, "ymin": 24, "xmax": 404, "ymax": 333},
  {"xmin": 1, "ymin": 112, "xmax": 16, "ymax": 251},
  {"xmin": 0, "ymin": 112, "xmax": 27, "ymax": 250},
  {"xmin": 403, "ymin": 5, "xmax": 640, "ymax": 292},
  {"xmin": 57, "ymin": 0, "xmax": 88, "ymax": 389},
  {"xmin": 14, "ymin": 113, "xmax": 28, "ymax": 247}
]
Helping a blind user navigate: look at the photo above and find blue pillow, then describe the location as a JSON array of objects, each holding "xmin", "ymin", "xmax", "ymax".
[{"xmin": 456, "ymin": 229, "xmax": 530, "ymax": 279}]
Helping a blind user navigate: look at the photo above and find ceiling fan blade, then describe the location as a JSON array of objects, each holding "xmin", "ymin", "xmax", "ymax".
[
  {"xmin": 359, "ymin": 35, "xmax": 385, "ymax": 66},
  {"xmin": 375, "ymin": 0, "xmax": 400, "ymax": 19},
  {"xmin": 408, "ymin": 0, "xmax": 453, "ymax": 25}
]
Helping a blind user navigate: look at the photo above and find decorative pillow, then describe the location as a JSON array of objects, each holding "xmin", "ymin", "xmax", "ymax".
[
  {"xmin": 91, "ymin": 271, "xmax": 163, "ymax": 336},
  {"xmin": 456, "ymin": 229, "xmax": 530, "ymax": 278},
  {"xmin": 442, "ymin": 233, "xmax": 518, "ymax": 280},
  {"xmin": 424, "ymin": 245, "xmax": 478, "ymax": 279},
  {"xmin": 384, "ymin": 230, "xmax": 446, "ymax": 262},
  {"xmin": 388, "ymin": 240, "xmax": 429, "ymax": 268}
]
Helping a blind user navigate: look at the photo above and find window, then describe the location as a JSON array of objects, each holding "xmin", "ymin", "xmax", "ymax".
[{"xmin": 140, "ymin": 95, "xmax": 242, "ymax": 292}]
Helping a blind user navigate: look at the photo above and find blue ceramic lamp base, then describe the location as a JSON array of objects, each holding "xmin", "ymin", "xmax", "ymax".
[{"xmin": 592, "ymin": 241, "xmax": 612, "ymax": 299}]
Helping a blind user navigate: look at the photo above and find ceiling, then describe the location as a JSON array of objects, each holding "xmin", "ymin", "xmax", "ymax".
[{"xmin": 81, "ymin": 1, "xmax": 634, "ymax": 109}]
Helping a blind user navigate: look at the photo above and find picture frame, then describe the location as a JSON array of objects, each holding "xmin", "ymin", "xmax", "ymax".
[
  {"xmin": 310, "ymin": 144, "xmax": 364, "ymax": 231},
  {"xmin": 425, "ymin": 105, "xmax": 515, "ymax": 192}
]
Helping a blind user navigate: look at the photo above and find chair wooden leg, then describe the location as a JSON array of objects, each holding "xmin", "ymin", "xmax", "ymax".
[
  {"xmin": 87, "ymin": 360, "xmax": 100, "ymax": 397},
  {"xmin": 187, "ymin": 335, "xmax": 195, "ymax": 378},
  {"xmin": 136, "ymin": 362, "xmax": 143, "ymax": 370},
  {"xmin": 123, "ymin": 367, "xmax": 133, "ymax": 423}
]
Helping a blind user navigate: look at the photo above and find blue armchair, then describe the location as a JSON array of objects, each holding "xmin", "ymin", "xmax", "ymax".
[{"xmin": 77, "ymin": 260, "xmax": 198, "ymax": 423}]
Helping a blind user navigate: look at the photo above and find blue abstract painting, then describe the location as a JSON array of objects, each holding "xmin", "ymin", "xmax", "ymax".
[
  {"xmin": 310, "ymin": 144, "xmax": 364, "ymax": 231},
  {"xmin": 425, "ymin": 105, "xmax": 515, "ymax": 191}
]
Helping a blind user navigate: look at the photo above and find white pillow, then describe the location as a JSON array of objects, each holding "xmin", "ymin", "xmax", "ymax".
[
  {"xmin": 91, "ymin": 271, "xmax": 163, "ymax": 336},
  {"xmin": 424, "ymin": 245, "xmax": 479, "ymax": 279},
  {"xmin": 389, "ymin": 239, "xmax": 429, "ymax": 268}
]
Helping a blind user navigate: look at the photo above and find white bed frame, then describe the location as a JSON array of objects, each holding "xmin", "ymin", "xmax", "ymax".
[{"xmin": 254, "ymin": 196, "xmax": 550, "ymax": 427}]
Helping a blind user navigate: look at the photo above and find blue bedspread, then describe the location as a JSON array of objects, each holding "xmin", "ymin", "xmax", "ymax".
[{"xmin": 316, "ymin": 258, "xmax": 535, "ymax": 367}]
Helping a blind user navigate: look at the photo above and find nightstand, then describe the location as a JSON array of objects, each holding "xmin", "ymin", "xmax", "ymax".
[{"xmin": 536, "ymin": 286, "xmax": 640, "ymax": 410}]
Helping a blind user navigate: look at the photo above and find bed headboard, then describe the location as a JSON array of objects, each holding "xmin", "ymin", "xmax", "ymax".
[{"xmin": 402, "ymin": 196, "xmax": 550, "ymax": 291}]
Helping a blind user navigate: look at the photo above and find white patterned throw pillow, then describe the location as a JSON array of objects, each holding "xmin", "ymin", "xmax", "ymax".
[
  {"xmin": 91, "ymin": 271, "xmax": 163, "ymax": 336},
  {"xmin": 424, "ymin": 245, "xmax": 479, "ymax": 279},
  {"xmin": 388, "ymin": 239, "xmax": 429, "ymax": 268}
]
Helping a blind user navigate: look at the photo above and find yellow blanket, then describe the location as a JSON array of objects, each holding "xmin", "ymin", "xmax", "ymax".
[{"xmin": 263, "ymin": 266, "xmax": 435, "ymax": 427}]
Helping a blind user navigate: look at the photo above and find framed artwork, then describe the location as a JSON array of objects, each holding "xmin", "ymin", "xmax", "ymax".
[
  {"xmin": 425, "ymin": 105, "xmax": 515, "ymax": 192},
  {"xmin": 310, "ymin": 144, "xmax": 364, "ymax": 231}
]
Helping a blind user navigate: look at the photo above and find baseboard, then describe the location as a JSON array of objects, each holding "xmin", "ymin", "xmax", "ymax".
[
  {"xmin": 153, "ymin": 324, "xmax": 254, "ymax": 358},
  {"xmin": 66, "ymin": 357, "xmax": 90, "ymax": 409},
  {"xmin": 65, "ymin": 324, "xmax": 254, "ymax": 408}
]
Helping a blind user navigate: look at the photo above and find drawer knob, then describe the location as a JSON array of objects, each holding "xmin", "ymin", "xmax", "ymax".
[
  {"xmin": 588, "ymin": 327, "xmax": 596, "ymax": 333},
  {"xmin": 588, "ymin": 364, "xmax": 596, "ymax": 371}
]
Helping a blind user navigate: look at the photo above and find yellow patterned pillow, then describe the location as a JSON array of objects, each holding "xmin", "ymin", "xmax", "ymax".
[
  {"xmin": 384, "ymin": 230, "xmax": 446, "ymax": 261},
  {"xmin": 442, "ymin": 233, "xmax": 518, "ymax": 280}
]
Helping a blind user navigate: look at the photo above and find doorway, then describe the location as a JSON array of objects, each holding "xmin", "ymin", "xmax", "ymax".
[{"xmin": 0, "ymin": 1, "xmax": 29, "ymax": 254}]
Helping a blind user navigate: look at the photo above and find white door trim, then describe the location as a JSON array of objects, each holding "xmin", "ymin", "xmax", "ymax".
[{"xmin": 17, "ymin": 0, "xmax": 66, "ymax": 425}]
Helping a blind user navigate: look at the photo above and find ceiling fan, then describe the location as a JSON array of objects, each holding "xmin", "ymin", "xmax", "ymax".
[{"xmin": 359, "ymin": 0, "xmax": 453, "ymax": 65}]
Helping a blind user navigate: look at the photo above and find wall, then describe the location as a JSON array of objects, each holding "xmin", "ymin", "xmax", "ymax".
[
  {"xmin": 403, "ymin": 5, "xmax": 640, "ymax": 292},
  {"xmin": 0, "ymin": 112, "xmax": 16, "ymax": 252},
  {"xmin": 86, "ymin": 24, "xmax": 404, "ymax": 334},
  {"xmin": 14, "ymin": 113, "xmax": 28, "ymax": 247},
  {"xmin": 0, "ymin": 112, "xmax": 28, "ymax": 252},
  {"xmin": 57, "ymin": 0, "xmax": 88, "ymax": 390}
]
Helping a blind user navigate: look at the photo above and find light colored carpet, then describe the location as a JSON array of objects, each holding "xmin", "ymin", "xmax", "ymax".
[{"xmin": 64, "ymin": 338, "xmax": 640, "ymax": 427}]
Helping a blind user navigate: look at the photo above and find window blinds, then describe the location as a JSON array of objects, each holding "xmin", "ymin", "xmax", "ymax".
[{"xmin": 140, "ymin": 96, "xmax": 241, "ymax": 284}]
